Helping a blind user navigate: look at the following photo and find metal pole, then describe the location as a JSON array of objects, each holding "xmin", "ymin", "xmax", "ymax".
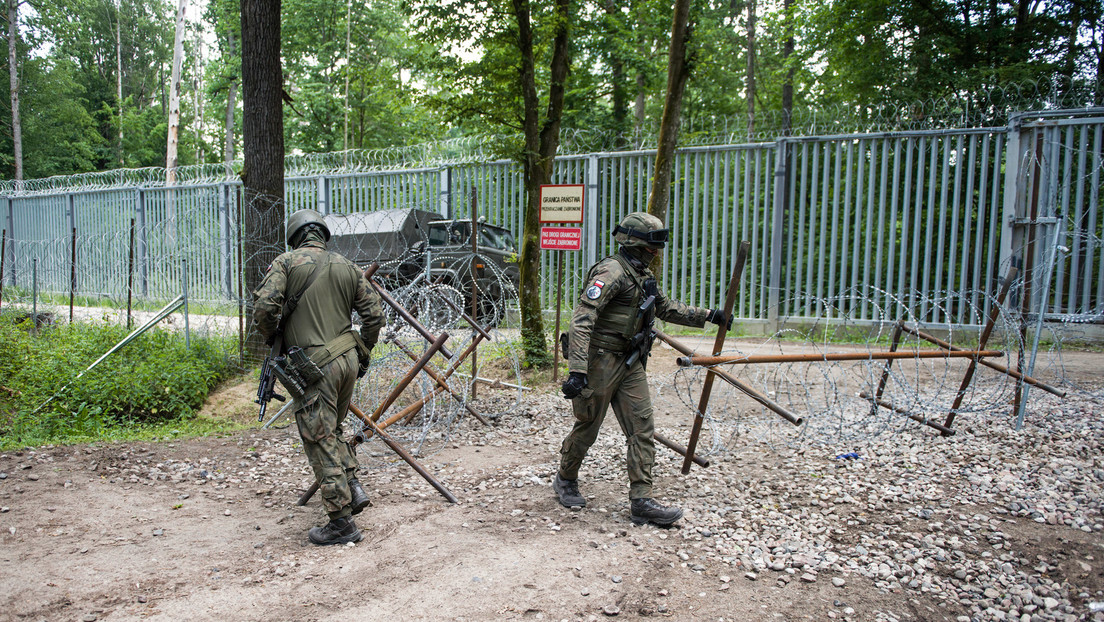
[
  {"xmin": 901, "ymin": 324, "xmax": 1066, "ymax": 397},
  {"xmin": 657, "ymin": 330, "xmax": 804, "ymax": 427},
  {"xmin": 182, "ymin": 258, "xmax": 190, "ymax": 349},
  {"xmin": 942, "ymin": 267, "xmax": 1016, "ymax": 432},
  {"xmin": 31, "ymin": 257, "xmax": 37, "ymax": 336},
  {"xmin": 69, "ymin": 227, "xmax": 76, "ymax": 323},
  {"xmin": 552, "ymin": 250, "xmax": 564, "ymax": 383},
  {"xmin": 0, "ymin": 228, "xmax": 7, "ymax": 314},
  {"xmin": 682, "ymin": 240, "xmax": 750, "ymax": 474},
  {"xmin": 469, "ymin": 188, "xmax": 479, "ymax": 400},
  {"xmin": 365, "ymin": 264, "xmax": 455, "ymax": 359},
  {"xmin": 127, "ymin": 218, "xmax": 135, "ymax": 330},
  {"xmin": 677, "ymin": 349, "xmax": 1006, "ymax": 366}
]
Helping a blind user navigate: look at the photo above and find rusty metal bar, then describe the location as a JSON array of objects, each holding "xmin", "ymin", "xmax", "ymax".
[
  {"xmin": 297, "ymin": 333, "xmax": 450, "ymax": 506},
  {"xmin": 438, "ymin": 293, "xmax": 494, "ymax": 343},
  {"xmin": 358, "ymin": 408, "xmax": 459, "ymax": 503},
  {"xmin": 655, "ymin": 432, "xmax": 709, "ymax": 468},
  {"xmin": 870, "ymin": 320, "xmax": 905, "ymax": 417},
  {"xmin": 676, "ymin": 349, "xmax": 1005, "ymax": 366},
  {"xmin": 298, "ymin": 402, "xmax": 459, "ymax": 506},
  {"xmin": 364, "ymin": 263, "xmax": 455, "ymax": 360},
  {"xmin": 943, "ymin": 267, "xmax": 1016, "ymax": 431},
  {"xmin": 900, "ymin": 324, "xmax": 1065, "ymax": 397},
  {"xmin": 858, "ymin": 392, "xmax": 956, "ymax": 436},
  {"xmin": 359, "ymin": 331, "xmax": 450, "ymax": 432},
  {"xmin": 391, "ymin": 335, "xmax": 491, "ymax": 427},
  {"xmin": 683, "ymin": 240, "xmax": 750, "ymax": 474},
  {"xmin": 657, "ymin": 330, "xmax": 804, "ymax": 427}
]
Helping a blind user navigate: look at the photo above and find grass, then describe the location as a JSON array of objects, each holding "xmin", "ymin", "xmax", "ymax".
[{"xmin": 0, "ymin": 317, "xmax": 242, "ymax": 451}]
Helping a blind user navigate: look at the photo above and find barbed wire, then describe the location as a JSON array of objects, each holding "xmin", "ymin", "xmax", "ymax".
[
  {"xmin": 3, "ymin": 79, "xmax": 1100, "ymax": 196},
  {"xmin": 651, "ymin": 278, "xmax": 1088, "ymax": 457}
]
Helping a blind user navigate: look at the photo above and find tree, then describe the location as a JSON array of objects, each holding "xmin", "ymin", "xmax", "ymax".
[
  {"xmin": 166, "ymin": 0, "xmax": 186, "ymax": 179},
  {"xmin": 514, "ymin": 0, "xmax": 571, "ymax": 367},
  {"xmin": 646, "ymin": 0, "xmax": 692, "ymax": 225},
  {"xmin": 240, "ymin": 0, "xmax": 284, "ymax": 356},
  {"xmin": 410, "ymin": 0, "xmax": 572, "ymax": 367},
  {"xmin": 6, "ymin": 0, "xmax": 23, "ymax": 185}
]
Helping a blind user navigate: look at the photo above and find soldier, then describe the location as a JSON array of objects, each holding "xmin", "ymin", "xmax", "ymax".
[
  {"xmin": 554, "ymin": 212, "xmax": 731, "ymax": 526},
  {"xmin": 254, "ymin": 209, "xmax": 385, "ymax": 545}
]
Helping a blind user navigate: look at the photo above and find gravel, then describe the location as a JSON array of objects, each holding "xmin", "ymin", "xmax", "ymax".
[{"xmin": 11, "ymin": 377, "xmax": 1099, "ymax": 622}]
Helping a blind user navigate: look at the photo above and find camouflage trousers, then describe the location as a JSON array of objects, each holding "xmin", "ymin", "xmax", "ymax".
[
  {"xmin": 295, "ymin": 348, "xmax": 360, "ymax": 519},
  {"xmin": 559, "ymin": 348, "xmax": 655, "ymax": 500}
]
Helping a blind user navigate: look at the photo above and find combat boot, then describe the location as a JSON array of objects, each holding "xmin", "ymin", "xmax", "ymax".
[
  {"xmin": 307, "ymin": 516, "xmax": 363, "ymax": 546},
  {"xmin": 630, "ymin": 498, "xmax": 683, "ymax": 526},
  {"xmin": 552, "ymin": 474, "xmax": 586, "ymax": 508},
  {"xmin": 348, "ymin": 478, "xmax": 370, "ymax": 515}
]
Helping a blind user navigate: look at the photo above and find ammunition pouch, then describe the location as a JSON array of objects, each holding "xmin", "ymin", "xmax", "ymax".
[{"xmin": 272, "ymin": 346, "xmax": 324, "ymax": 401}]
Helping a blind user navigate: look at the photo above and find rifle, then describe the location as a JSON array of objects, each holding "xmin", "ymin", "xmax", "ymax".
[
  {"xmin": 254, "ymin": 252, "xmax": 331, "ymax": 422},
  {"xmin": 256, "ymin": 334, "xmax": 286, "ymax": 422},
  {"xmin": 624, "ymin": 294, "xmax": 656, "ymax": 368}
]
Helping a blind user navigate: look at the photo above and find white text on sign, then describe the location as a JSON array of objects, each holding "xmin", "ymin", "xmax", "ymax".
[{"xmin": 540, "ymin": 227, "xmax": 583, "ymax": 251}]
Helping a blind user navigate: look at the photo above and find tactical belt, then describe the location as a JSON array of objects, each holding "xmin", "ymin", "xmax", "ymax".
[{"xmin": 307, "ymin": 331, "xmax": 360, "ymax": 369}]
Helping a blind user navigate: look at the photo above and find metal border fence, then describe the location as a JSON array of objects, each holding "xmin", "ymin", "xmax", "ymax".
[{"xmin": 2, "ymin": 108, "xmax": 1102, "ymax": 333}]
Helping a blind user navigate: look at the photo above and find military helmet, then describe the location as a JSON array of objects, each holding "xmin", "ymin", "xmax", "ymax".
[
  {"xmin": 612, "ymin": 212, "xmax": 669, "ymax": 249},
  {"xmin": 287, "ymin": 209, "xmax": 330, "ymax": 248}
]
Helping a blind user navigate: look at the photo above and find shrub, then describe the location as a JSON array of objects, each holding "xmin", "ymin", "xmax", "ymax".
[{"xmin": 0, "ymin": 317, "xmax": 238, "ymax": 448}]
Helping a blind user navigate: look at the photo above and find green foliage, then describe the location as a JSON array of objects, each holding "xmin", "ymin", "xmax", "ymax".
[{"xmin": 0, "ymin": 318, "xmax": 239, "ymax": 449}]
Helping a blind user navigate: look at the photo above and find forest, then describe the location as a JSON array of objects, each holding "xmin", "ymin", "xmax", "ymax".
[{"xmin": 0, "ymin": 0, "xmax": 1101, "ymax": 182}]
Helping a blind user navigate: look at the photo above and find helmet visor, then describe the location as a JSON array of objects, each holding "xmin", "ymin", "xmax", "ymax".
[{"xmin": 614, "ymin": 224, "xmax": 669, "ymax": 247}]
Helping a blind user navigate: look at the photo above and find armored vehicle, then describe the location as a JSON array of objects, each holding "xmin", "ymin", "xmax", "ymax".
[{"xmin": 324, "ymin": 208, "xmax": 519, "ymax": 324}]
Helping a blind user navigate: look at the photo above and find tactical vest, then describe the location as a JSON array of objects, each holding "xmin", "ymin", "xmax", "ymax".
[{"xmin": 588, "ymin": 253, "xmax": 652, "ymax": 352}]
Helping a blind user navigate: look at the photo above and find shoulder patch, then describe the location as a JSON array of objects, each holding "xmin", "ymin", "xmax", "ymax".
[{"xmin": 585, "ymin": 280, "xmax": 605, "ymax": 300}]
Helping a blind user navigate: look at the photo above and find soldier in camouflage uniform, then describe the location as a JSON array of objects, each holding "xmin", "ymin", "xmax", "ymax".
[
  {"xmin": 554, "ymin": 212, "xmax": 732, "ymax": 526},
  {"xmin": 254, "ymin": 209, "xmax": 385, "ymax": 545}
]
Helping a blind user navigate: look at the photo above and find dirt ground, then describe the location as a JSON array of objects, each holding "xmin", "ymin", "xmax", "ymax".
[{"xmin": 1, "ymin": 342, "xmax": 1101, "ymax": 622}]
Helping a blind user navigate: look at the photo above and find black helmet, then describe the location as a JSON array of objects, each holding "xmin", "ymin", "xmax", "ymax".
[
  {"xmin": 612, "ymin": 212, "xmax": 668, "ymax": 249},
  {"xmin": 287, "ymin": 209, "xmax": 330, "ymax": 248}
]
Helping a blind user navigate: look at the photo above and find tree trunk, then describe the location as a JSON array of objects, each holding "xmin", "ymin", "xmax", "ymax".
[
  {"xmin": 603, "ymin": 0, "xmax": 627, "ymax": 145},
  {"xmin": 241, "ymin": 0, "xmax": 285, "ymax": 358},
  {"xmin": 343, "ymin": 0, "xmax": 351, "ymax": 153},
  {"xmin": 166, "ymin": 0, "xmax": 187, "ymax": 178},
  {"xmin": 746, "ymin": 0, "xmax": 757, "ymax": 140},
  {"xmin": 7, "ymin": 0, "xmax": 22, "ymax": 185},
  {"xmin": 782, "ymin": 0, "xmax": 793, "ymax": 136},
  {"xmin": 646, "ymin": 0, "xmax": 692, "ymax": 225},
  {"xmin": 224, "ymin": 32, "xmax": 237, "ymax": 173},
  {"xmin": 514, "ymin": 0, "xmax": 570, "ymax": 368},
  {"xmin": 115, "ymin": 0, "xmax": 123, "ymax": 167}
]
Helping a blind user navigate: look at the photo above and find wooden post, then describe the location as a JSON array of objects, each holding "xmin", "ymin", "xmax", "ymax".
[{"xmin": 469, "ymin": 188, "xmax": 479, "ymax": 400}]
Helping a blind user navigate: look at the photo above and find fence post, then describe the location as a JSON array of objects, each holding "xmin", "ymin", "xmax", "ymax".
[
  {"xmin": 317, "ymin": 175, "xmax": 330, "ymax": 214},
  {"xmin": 998, "ymin": 114, "xmax": 1025, "ymax": 301},
  {"xmin": 584, "ymin": 153, "xmax": 600, "ymax": 270},
  {"xmin": 439, "ymin": 166, "xmax": 452, "ymax": 218},
  {"xmin": 5, "ymin": 197, "xmax": 13, "ymax": 288},
  {"xmin": 219, "ymin": 183, "xmax": 232, "ymax": 299},
  {"xmin": 137, "ymin": 188, "xmax": 149, "ymax": 297},
  {"xmin": 769, "ymin": 139, "xmax": 789, "ymax": 333}
]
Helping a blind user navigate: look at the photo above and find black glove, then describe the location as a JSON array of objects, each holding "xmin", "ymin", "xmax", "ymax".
[
  {"xmin": 561, "ymin": 372, "xmax": 587, "ymax": 399},
  {"xmin": 358, "ymin": 362, "xmax": 370, "ymax": 378},
  {"xmin": 707, "ymin": 308, "xmax": 733, "ymax": 330}
]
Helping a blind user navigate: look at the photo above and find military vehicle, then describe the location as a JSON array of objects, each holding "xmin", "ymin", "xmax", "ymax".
[{"xmin": 324, "ymin": 207, "xmax": 519, "ymax": 325}]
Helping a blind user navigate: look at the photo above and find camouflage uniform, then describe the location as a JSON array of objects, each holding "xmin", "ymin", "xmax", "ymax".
[
  {"xmin": 253, "ymin": 230, "xmax": 384, "ymax": 520},
  {"xmin": 560, "ymin": 248, "xmax": 709, "ymax": 500}
]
